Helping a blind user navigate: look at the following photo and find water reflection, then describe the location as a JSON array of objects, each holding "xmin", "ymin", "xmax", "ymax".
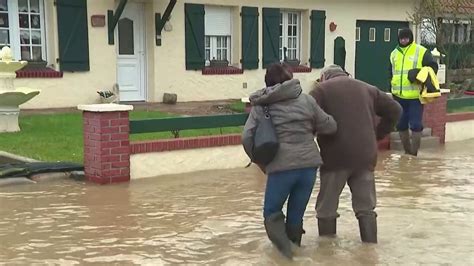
[{"xmin": 0, "ymin": 141, "xmax": 473, "ymax": 265}]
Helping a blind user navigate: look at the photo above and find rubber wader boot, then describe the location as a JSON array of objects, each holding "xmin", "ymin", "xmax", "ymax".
[
  {"xmin": 411, "ymin": 131, "xmax": 422, "ymax": 156},
  {"xmin": 399, "ymin": 130, "xmax": 412, "ymax": 155},
  {"xmin": 264, "ymin": 212, "xmax": 293, "ymax": 259},
  {"xmin": 318, "ymin": 218, "xmax": 337, "ymax": 237},
  {"xmin": 358, "ymin": 215, "xmax": 377, "ymax": 243},
  {"xmin": 286, "ymin": 224, "xmax": 305, "ymax": 246}
]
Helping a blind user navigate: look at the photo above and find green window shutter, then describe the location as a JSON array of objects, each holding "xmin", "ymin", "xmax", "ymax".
[
  {"xmin": 56, "ymin": 0, "xmax": 90, "ymax": 72},
  {"xmin": 185, "ymin": 3, "xmax": 205, "ymax": 70},
  {"xmin": 310, "ymin": 10, "xmax": 326, "ymax": 68},
  {"xmin": 262, "ymin": 7, "xmax": 280, "ymax": 68},
  {"xmin": 241, "ymin": 6, "xmax": 259, "ymax": 70}
]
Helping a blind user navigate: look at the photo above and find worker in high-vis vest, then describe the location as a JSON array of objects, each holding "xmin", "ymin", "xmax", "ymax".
[{"xmin": 389, "ymin": 28, "xmax": 438, "ymax": 156}]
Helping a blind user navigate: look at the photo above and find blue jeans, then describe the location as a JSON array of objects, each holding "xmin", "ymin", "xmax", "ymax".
[
  {"xmin": 395, "ymin": 97, "xmax": 424, "ymax": 132},
  {"xmin": 263, "ymin": 167, "xmax": 317, "ymax": 226}
]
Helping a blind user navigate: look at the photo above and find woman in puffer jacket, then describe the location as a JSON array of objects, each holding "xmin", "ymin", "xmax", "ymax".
[{"xmin": 242, "ymin": 63, "xmax": 337, "ymax": 259}]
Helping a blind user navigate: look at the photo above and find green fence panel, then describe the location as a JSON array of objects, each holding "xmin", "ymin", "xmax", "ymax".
[
  {"xmin": 130, "ymin": 113, "xmax": 249, "ymax": 134},
  {"xmin": 447, "ymin": 97, "xmax": 474, "ymax": 112}
]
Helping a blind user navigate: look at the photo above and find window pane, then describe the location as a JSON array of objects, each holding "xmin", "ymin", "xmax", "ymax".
[
  {"xmin": 32, "ymin": 46, "xmax": 41, "ymax": 61},
  {"xmin": 20, "ymin": 30, "xmax": 29, "ymax": 44},
  {"xmin": 217, "ymin": 36, "xmax": 221, "ymax": 47},
  {"xmin": 30, "ymin": 14, "xmax": 40, "ymax": 28},
  {"xmin": 205, "ymin": 36, "xmax": 210, "ymax": 47},
  {"xmin": 0, "ymin": 29, "xmax": 8, "ymax": 44},
  {"xmin": 384, "ymin": 28, "xmax": 390, "ymax": 42},
  {"xmin": 0, "ymin": 12, "xmax": 8, "ymax": 27},
  {"xmin": 205, "ymin": 49, "xmax": 210, "ymax": 61},
  {"xmin": 118, "ymin": 18, "xmax": 134, "ymax": 55},
  {"xmin": 30, "ymin": 0, "xmax": 40, "ymax": 13},
  {"xmin": 18, "ymin": 0, "xmax": 28, "ymax": 12},
  {"xmin": 19, "ymin": 14, "xmax": 29, "ymax": 28},
  {"xmin": 222, "ymin": 49, "xmax": 227, "ymax": 60},
  {"xmin": 20, "ymin": 46, "xmax": 30, "ymax": 60},
  {"xmin": 31, "ymin": 30, "xmax": 40, "ymax": 44},
  {"xmin": 369, "ymin": 28, "xmax": 376, "ymax": 42},
  {"xmin": 217, "ymin": 49, "xmax": 221, "ymax": 60},
  {"xmin": 0, "ymin": 0, "xmax": 7, "ymax": 11}
]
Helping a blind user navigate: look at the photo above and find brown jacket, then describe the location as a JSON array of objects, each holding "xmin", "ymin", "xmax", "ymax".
[{"xmin": 309, "ymin": 74, "xmax": 402, "ymax": 171}]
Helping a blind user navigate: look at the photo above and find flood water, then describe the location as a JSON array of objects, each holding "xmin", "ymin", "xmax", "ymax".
[{"xmin": 1, "ymin": 140, "xmax": 473, "ymax": 265}]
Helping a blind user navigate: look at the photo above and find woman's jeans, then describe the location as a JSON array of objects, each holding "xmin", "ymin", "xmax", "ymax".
[{"xmin": 263, "ymin": 167, "xmax": 317, "ymax": 226}]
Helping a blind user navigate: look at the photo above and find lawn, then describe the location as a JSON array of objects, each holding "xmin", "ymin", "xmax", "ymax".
[{"xmin": 0, "ymin": 111, "xmax": 243, "ymax": 163}]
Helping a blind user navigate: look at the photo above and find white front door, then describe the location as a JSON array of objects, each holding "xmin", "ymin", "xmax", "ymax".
[{"xmin": 116, "ymin": 2, "xmax": 146, "ymax": 102}]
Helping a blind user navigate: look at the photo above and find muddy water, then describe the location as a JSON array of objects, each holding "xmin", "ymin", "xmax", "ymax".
[{"xmin": 0, "ymin": 141, "xmax": 473, "ymax": 265}]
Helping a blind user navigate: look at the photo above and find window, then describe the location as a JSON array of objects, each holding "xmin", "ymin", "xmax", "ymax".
[
  {"xmin": 0, "ymin": 0, "xmax": 46, "ymax": 61},
  {"xmin": 384, "ymin": 28, "xmax": 390, "ymax": 42},
  {"xmin": 356, "ymin": 27, "xmax": 360, "ymax": 41},
  {"xmin": 204, "ymin": 6, "xmax": 231, "ymax": 66},
  {"xmin": 279, "ymin": 11, "xmax": 300, "ymax": 61},
  {"xmin": 369, "ymin": 27, "xmax": 376, "ymax": 42}
]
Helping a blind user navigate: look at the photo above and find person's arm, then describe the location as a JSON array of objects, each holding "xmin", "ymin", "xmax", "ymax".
[
  {"xmin": 422, "ymin": 49, "xmax": 439, "ymax": 74},
  {"xmin": 306, "ymin": 93, "xmax": 337, "ymax": 135},
  {"xmin": 374, "ymin": 89, "xmax": 402, "ymax": 140}
]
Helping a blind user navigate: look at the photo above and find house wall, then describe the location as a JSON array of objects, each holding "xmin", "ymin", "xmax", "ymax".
[
  {"xmin": 18, "ymin": 0, "xmax": 415, "ymax": 109},
  {"xmin": 18, "ymin": 0, "xmax": 117, "ymax": 109}
]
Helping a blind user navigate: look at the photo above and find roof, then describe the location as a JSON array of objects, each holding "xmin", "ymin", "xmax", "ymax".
[{"xmin": 440, "ymin": 0, "xmax": 474, "ymax": 14}]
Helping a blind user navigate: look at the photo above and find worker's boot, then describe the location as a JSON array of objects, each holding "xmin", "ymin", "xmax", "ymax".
[
  {"xmin": 399, "ymin": 130, "xmax": 412, "ymax": 155},
  {"xmin": 264, "ymin": 212, "xmax": 293, "ymax": 259},
  {"xmin": 410, "ymin": 131, "xmax": 422, "ymax": 156}
]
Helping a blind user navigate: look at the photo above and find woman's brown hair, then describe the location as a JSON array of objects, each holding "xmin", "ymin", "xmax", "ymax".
[{"xmin": 264, "ymin": 63, "xmax": 293, "ymax": 87}]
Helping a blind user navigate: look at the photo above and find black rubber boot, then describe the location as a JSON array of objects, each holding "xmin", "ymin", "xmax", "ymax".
[
  {"xmin": 264, "ymin": 212, "xmax": 293, "ymax": 259},
  {"xmin": 358, "ymin": 215, "xmax": 378, "ymax": 243},
  {"xmin": 286, "ymin": 224, "xmax": 305, "ymax": 246},
  {"xmin": 318, "ymin": 218, "xmax": 337, "ymax": 237}
]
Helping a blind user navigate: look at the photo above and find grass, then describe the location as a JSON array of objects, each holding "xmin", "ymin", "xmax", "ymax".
[
  {"xmin": 229, "ymin": 101, "xmax": 246, "ymax": 113},
  {"xmin": 0, "ymin": 111, "xmax": 242, "ymax": 163}
]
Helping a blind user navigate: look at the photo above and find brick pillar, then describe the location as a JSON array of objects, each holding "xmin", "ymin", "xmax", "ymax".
[
  {"xmin": 78, "ymin": 104, "xmax": 133, "ymax": 184},
  {"xmin": 422, "ymin": 93, "xmax": 448, "ymax": 143}
]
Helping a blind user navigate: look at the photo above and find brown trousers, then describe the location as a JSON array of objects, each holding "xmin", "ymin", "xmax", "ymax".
[{"xmin": 315, "ymin": 168, "xmax": 377, "ymax": 219}]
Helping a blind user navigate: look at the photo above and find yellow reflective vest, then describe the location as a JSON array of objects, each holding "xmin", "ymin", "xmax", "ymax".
[{"xmin": 390, "ymin": 43, "xmax": 427, "ymax": 99}]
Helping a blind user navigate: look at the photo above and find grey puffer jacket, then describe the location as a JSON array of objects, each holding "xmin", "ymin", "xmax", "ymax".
[{"xmin": 242, "ymin": 79, "xmax": 337, "ymax": 174}]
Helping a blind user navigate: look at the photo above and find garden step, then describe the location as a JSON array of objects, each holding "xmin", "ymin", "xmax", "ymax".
[
  {"xmin": 390, "ymin": 128, "xmax": 432, "ymax": 140},
  {"xmin": 390, "ymin": 136, "xmax": 441, "ymax": 151}
]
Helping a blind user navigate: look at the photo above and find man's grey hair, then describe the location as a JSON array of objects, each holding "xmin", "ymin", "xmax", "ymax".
[{"xmin": 320, "ymin": 64, "xmax": 345, "ymax": 79}]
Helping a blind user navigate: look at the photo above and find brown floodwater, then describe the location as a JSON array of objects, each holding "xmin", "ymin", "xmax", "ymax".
[{"xmin": 1, "ymin": 140, "xmax": 473, "ymax": 265}]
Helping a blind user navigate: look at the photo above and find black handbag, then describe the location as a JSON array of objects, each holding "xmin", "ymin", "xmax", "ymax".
[{"xmin": 252, "ymin": 105, "xmax": 279, "ymax": 165}]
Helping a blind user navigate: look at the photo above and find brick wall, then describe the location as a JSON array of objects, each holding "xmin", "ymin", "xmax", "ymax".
[
  {"xmin": 422, "ymin": 94, "xmax": 448, "ymax": 143},
  {"xmin": 82, "ymin": 109, "xmax": 131, "ymax": 184}
]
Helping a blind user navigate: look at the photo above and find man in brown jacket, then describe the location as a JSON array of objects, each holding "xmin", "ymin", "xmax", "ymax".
[{"xmin": 309, "ymin": 65, "xmax": 402, "ymax": 243}]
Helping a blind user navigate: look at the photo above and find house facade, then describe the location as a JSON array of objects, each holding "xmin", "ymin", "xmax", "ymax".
[{"xmin": 9, "ymin": 0, "xmax": 416, "ymax": 109}]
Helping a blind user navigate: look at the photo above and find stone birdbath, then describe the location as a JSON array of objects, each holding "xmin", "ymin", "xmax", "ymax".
[{"xmin": 0, "ymin": 46, "xmax": 40, "ymax": 133}]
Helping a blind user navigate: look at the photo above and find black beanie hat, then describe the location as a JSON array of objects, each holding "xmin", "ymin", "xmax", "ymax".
[{"xmin": 398, "ymin": 28, "xmax": 414, "ymax": 47}]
